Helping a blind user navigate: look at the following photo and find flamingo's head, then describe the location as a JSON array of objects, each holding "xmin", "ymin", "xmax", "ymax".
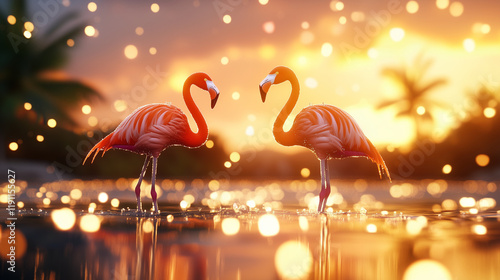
[
  {"xmin": 192, "ymin": 73, "xmax": 220, "ymax": 109},
  {"xmin": 259, "ymin": 66, "xmax": 293, "ymax": 102}
]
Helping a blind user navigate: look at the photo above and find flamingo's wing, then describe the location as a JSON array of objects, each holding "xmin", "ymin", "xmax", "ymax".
[
  {"xmin": 84, "ymin": 104, "xmax": 189, "ymax": 163},
  {"xmin": 292, "ymin": 105, "xmax": 391, "ymax": 180}
]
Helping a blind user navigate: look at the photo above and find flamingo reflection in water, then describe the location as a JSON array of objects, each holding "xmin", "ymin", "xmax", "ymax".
[
  {"xmin": 84, "ymin": 73, "xmax": 220, "ymax": 213},
  {"xmin": 259, "ymin": 66, "xmax": 391, "ymax": 212}
]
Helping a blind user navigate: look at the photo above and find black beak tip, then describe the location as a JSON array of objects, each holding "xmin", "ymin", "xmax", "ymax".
[
  {"xmin": 211, "ymin": 94, "xmax": 219, "ymax": 109},
  {"xmin": 259, "ymin": 86, "xmax": 267, "ymax": 102}
]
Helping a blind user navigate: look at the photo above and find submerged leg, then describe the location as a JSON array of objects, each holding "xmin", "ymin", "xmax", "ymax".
[
  {"xmin": 318, "ymin": 159, "xmax": 331, "ymax": 212},
  {"xmin": 136, "ymin": 156, "xmax": 151, "ymax": 212},
  {"xmin": 151, "ymin": 156, "xmax": 159, "ymax": 214}
]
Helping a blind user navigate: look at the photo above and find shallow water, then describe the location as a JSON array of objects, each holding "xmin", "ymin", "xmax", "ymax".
[{"xmin": 1, "ymin": 179, "xmax": 500, "ymax": 279}]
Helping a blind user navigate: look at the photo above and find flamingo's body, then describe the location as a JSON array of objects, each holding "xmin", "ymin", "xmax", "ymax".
[
  {"xmin": 259, "ymin": 66, "xmax": 390, "ymax": 212},
  {"xmin": 84, "ymin": 73, "xmax": 220, "ymax": 213}
]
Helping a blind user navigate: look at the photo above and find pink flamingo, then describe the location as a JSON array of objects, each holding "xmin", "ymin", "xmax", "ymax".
[
  {"xmin": 259, "ymin": 66, "xmax": 391, "ymax": 212},
  {"xmin": 84, "ymin": 72, "xmax": 220, "ymax": 213}
]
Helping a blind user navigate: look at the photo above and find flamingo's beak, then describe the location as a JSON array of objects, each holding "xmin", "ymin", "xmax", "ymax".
[
  {"xmin": 259, "ymin": 73, "xmax": 277, "ymax": 102},
  {"xmin": 206, "ymin": 80, "xmax": 220, "ymax": 109}
]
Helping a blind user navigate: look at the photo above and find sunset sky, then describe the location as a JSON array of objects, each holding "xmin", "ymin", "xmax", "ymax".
[{"xmin": 40, "ymin": 0, "xmax": 500, "ymax": 154}]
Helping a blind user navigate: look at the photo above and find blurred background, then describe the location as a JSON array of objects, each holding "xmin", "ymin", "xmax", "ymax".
[{"xmin": 1, "ymin": 0, "xmax": 499, "ymax": 183}]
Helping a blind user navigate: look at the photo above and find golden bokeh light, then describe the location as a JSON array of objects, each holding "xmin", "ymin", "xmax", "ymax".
[
  {"xmin": 23, "ymin": 31, "xmax": 31, "ymax": 39},
  {"xmin": 149, "ymin": 47, "xmax": 157, "ymax": 55},
  {"xmin": 390, "ymin": 27, "xmax": 405, "ymax": 42},
  {"xmin": 300, "ymin": 168, "xmax": 310, "ymax": 178},
  {"xmin": 416, "ymin": 106, "xmax": 426, "ymax": 115},
  {"xmin": 80, "ymin": 214, "xmax": 101, "ymax": 233},
  {"xmin": 472, "ymin": 224, "xmax": 487, "ymax": 235},
  {"xmin": 220, "ymin": 56, "xmax": 229, "ymax": 65},
  {"xmin": 442, "ymin": 164, "xmax": 452, "ymax": 174},
  {"xmin": 7, "ymin": 15, "xmax": 16, "ymax": 25},
  {"xmin": 221, "ymin": 218, "xmax": 240, "ymax": 236},
  {"xmin": 449, "ymin": 2, "xmax": 464, "ymax": 17},
  {"xmin": 245, "ymin": 126, "xmax": 255, "ymax": 136},
  {"xmin": 230, "ymin": 152, "xmax": 240, "ymax": 162},
  {"xmin": 24, "ymin": 21, "xmax": 34, "ymax": 32},
  {"xmin": 406, "ymin": 1, "xmax": 419, "ymax": 13},
  {"xmin": 224, "ymin": 161, "xmax": 232, "ymax": 168},
  {"xmin": 232, "ymin": 91, "xmax": 240, "ymax": 100},
  {"xmin": 9, "ymin": 142, "xmax": 18, "ymax": 151},
  {"xmin": 205, "ymin": 140, "xmax": 214, "ymax": 148},
  {"xmin": 47, "ymin": 118, "xmax": 57, "ymax": 128},
  {"xmin": 366, "ymin": 224, "xmax": 377, "ymax": 233},
  {"xmin": 24, "ymin": 102, "xmax": 32, "ymax": 110},
  {"xmin": 70, "ymin": 189, "xmax": 82, "ymax": 200},
  {"xmin": 483, "ymin": 107, "xmax": 496, "ymax": 118},
  {"xmin": 88, "ymin": 116, "xmax": 98, "ymax": 127},
  {"xmin": 475, "ymin": 154, "xmax": 490, "ymax": 167},
  {"xmin": 51, "ymin": 208, "xmax": 76, "ymax": 231},
  {"xmin": 84, "ymin": 25, "xmax": 96, "ymax": 37},
  {"xmin": 61, "ymin": 195, "xmax": 71, "ymax": 204},
  {"xmin": 124, "ymin": 44, "xmax": 138, "ymax": 59},
  {"xmin": 321, "ymin": 42, "xmax": 333, "ymax": 57},
  {"xmin": 259, "ymin": 0, "xmax": 269, "ymax": 5},
  {"xmin": 151, "ymin": 3, "xmax": 160, "ymax": 13},
  {"xmin": 88, "ymin": 2, "xmax": 97, "ymax": 12},
  {"xmin": 436, "ymin": 0, "xmax": 449, "ymax": 9},
  {"xmin": 135, "ymin": 27, "xmax": 144, "ymax": 36},
  {"xmin": 459, "ymin": 197, "xmax": 476, "ymax": 208},
  {"xmin": 258, "ymin": 214, "xmax": 280, "ymax": 237},
  {"xmin": 66, "ymin": 39, "xmax": 74, "ymax": 47},
  {"xmin": 223, "ymin": 14, "xmax": 232, "ymax": 24},
  {"xmin": 263, "ymin": 21, "xmax": 275, "ymax": 34},
  {"xmin": 82, "ymin": 105, "xmax": 91, "ymax": 114},
  {"xmin": 98, "ymin": 192, "xmax": 109, "ymax": 203},
  {"xmin": 403, "ymin": 259, "xmax": 451, "ymax": 280},
  {"xmin": 463, "ymin": 38, "xmax": 475, "ymax": 52},
  {"xmin": 111, "ymin": 198, "xmax": 120, "ymax": 208},
  {"xmin": 275, "ymin": 240, "xmax": 313, "ymax": 280},
  {"xmin": 114, "ymin": 100, "xmax": 127, "ymax": 112}
]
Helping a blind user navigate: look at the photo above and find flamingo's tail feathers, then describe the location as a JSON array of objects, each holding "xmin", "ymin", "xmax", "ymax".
[
  {"xmin": 366, "ymin": 139, "xmax": 392, "ymax": 182},
  {"xmin": 83, "ymin": 133, "xmax": 115, "ymax": 165}
]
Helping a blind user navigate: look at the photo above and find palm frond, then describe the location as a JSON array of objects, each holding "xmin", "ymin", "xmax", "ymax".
[
  {"xmin": 34, "ymin": 79, "xmax": 103, "ymax": 105},
  {"xmin": 32, "ymin": 23, "xmax": 85, "ymax": 72}
]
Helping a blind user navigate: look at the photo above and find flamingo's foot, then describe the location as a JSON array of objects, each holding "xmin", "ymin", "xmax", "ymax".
[{"xmin": 137, "ymin": 201, "xmax": 143, "ymax": 213}]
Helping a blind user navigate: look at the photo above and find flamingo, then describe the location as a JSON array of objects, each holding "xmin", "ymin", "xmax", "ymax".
[
  {"xmin": 84, "ymin": 72, "xmax": 220, "ymax": 214},
  {"xmin": 259, "ymin": 66, "xmax": 391, "ymax": 212}
]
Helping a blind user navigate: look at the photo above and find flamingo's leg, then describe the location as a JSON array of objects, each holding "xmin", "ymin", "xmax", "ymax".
[
  {"xmin": 151, "ymin": 156, "xmax": 159, "ymax": 214},
  {"xmin": 135, "ymin": 156, "xmax": 151, "ymax": 212},
  {"xmin": 318, "ymin": 159, "xmax": 331, "ymax": 212}
]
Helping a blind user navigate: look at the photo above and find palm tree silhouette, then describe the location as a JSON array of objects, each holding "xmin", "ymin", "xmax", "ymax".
[
  {"xmin": 0, "ymin": 0, "xmax": 102, "ymax": 158},
  {"xmin": 377, "ymin": 54, "xmax": 447, "ymax": 142}
]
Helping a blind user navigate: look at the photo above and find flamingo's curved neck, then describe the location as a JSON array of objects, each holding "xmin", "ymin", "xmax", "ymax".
[
  {"xmin": 182, "ymin": 76, "xmax": 208, "ymax": 147},
  {"xmin": 274, "ymin": 71, "xmax": 300, "ymax": 146}
]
